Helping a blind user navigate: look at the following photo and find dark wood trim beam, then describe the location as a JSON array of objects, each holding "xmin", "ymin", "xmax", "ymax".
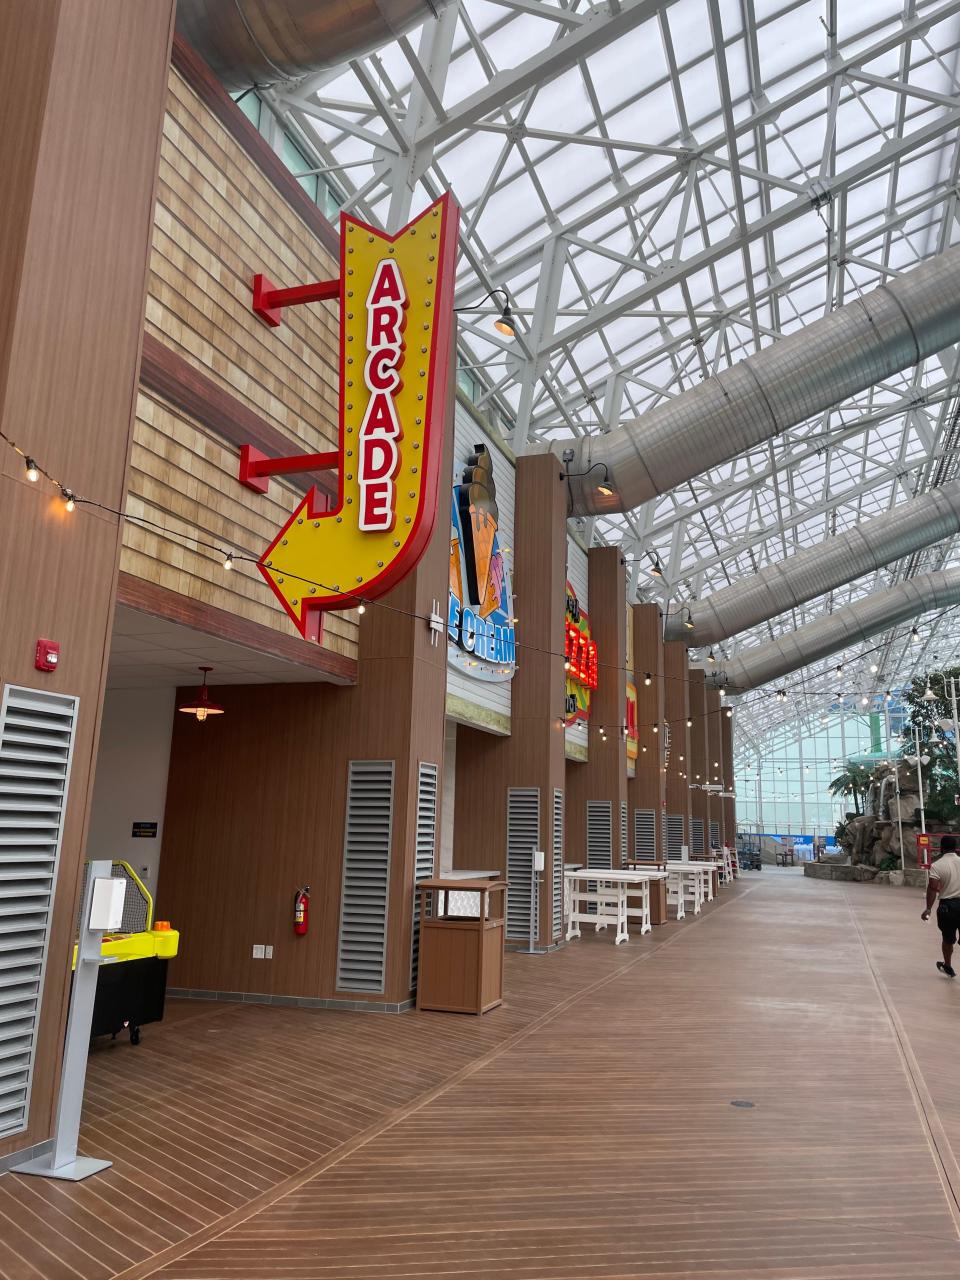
[
  {"xmin": 170, "ymin": 33, "xmax": 340, "ymax": 260},
  {"xmin": 139, "ymin": 334, "xmax": 337, "ymax": 497},
  {"xmin": 117, "ymin": 571, "xmax": 357, "ymax": 683}
]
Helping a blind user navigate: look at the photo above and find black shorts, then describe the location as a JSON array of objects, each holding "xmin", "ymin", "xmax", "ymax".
[{"xmin": 937, "ymin": 898, "xmax": 960, "ymax": 944}]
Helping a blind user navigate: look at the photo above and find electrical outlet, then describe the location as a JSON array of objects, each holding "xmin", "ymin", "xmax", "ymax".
[
  {"xmin": 264, "ymin": 945, "xmax": 274, "ymax": 959},
  {"xmin": 252, "ymin": 944, "xmax": 264, "ymax": 959}
]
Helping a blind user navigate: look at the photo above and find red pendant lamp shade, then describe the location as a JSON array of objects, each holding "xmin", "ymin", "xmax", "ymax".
[{"xmin": 178, "ymin": 666, "xmax": 224, "ymax": 722}]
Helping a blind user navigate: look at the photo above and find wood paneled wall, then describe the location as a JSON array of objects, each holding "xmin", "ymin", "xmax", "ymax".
[
  {"xmin": 453, "ymin": 454, "xmax": 568, "ymax": 945},
  {"xmin": 663, "ymin": 641, "xmax": 692, "ymax": 843},
  {"xmin": 0, "ymin": 0, "xmax": 174, "ymax": 1160},
  {"xmin": 721, "ymin": 705, "xmax": 736, "ymax": 842},
  {"xmin": 566, "ymin": 547, "xmax": 628, "ymax": 864},
  {"xmin": 157, "ymin": 385, "xmax": 455, "ymax": 1005},
  {"xmin": 629, "ymin": 603, "xmax": 666, "ymax": 854},
  {"xmin": 706, "ymin": 689, "xmax": 725, "ymax": 844},
  {"xmin": 689, "ymin": 668, "xmax": 709, "ymax": 843}
]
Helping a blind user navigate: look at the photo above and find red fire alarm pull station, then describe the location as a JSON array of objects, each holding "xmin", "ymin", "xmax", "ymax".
[{"xmin": 35, "ymin": 639, "xmax": 60, "ymax": 672}]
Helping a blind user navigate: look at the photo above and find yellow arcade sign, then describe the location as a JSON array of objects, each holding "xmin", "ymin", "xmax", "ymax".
[{"xmin": 258, "ymin": 194, "xmax": 459, "ymax": 638}]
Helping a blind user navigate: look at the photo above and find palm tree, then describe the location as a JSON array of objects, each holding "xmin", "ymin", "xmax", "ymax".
[{"xmin": 828, "ymin": 762, "xmax": 867, "ymax": 816}]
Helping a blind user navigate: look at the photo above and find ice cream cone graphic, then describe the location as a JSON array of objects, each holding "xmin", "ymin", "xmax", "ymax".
[{"xmin": 456, "ymin": 445, "xmax": 500, "ymax": 609}]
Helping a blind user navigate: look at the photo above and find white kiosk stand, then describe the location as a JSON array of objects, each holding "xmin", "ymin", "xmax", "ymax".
[{"xmin": 14, "ymin": 859, "xmax": 122, "ymax": 1181}]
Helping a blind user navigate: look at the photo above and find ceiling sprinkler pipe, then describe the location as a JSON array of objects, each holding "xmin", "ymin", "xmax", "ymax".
[
  {"xmin": 705, "ymin": 568, "xmax": 960, "ymax": 694},
  {"xmin": 539, "ymin": 242, "xmax": 960, "ymax": 517},
  {"xmin": 176, "ymin": 1, "xmax": 450, "ymax": 90},
  {"xmin": 663, "ymin": 478, "xmax": 960, "ymax": 645}
]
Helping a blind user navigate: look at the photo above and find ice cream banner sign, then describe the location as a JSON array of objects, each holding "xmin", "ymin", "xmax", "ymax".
[
  {"xmin": 448, "ymin": 444, "xmax": 516, "ymax": 682},
  {"xmin": 244, "ymin": 194, "xmax": 460, "ymax": 640},
  {"xmin": 565, "ymin": 584, "xmax": 598, "ymax": 726}
]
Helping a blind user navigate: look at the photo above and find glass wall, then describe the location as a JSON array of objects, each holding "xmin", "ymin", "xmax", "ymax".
[{"xmin": 735, "ymin": 698, "xmax": 909, "ymax": 842}]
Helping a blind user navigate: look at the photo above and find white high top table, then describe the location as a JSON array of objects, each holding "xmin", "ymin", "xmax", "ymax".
[{"xmin": 564, "ymin": 867, "xmax": 668, "ymax": 945}]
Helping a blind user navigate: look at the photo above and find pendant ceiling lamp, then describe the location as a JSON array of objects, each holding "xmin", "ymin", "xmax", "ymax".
[{"xmin": 178, "ymin": 666, "xmax": 224, "ymax": 723}]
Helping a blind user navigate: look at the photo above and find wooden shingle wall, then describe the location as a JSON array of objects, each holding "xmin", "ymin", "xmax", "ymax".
[
  {"xmin": 122, "ymin": 391, "xmax": 358, "ymax": 660},
  {"xmin": 127, "ymin": 66, "xmax": 357, "ymax": 658}
]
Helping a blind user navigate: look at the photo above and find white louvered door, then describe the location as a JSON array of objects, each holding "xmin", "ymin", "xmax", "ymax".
[
  {"xmin": 410, "ymin": 762, "xmax": 438, "ymax": 990},
  {"xmin": 586, "ymin": 801, "xmax": 613, "ymax": 871},
  {"xmin": 506, "ymin": 788, "xmax": 539, "ymax": 940},
  {"xmin": 552, "ymin": 789, "xmax": 564, "ymax": 941},
  {"xmin": 665, "ymin": 814, "xmax": 684, "ymax": 860},
  {"xmin": 337, "ymin": 761, "xmax": 395, "ymax": 994},
  {"xmin": 0, "ymin": 685, "xmax": 78, "ymax": 1139},
  {"xmin": 634, "ymin": 809, "xmax": 656, "ymax": 861},
  {"xmin": 692, "ymin": 817, "xmax": 705, "ymax": 856},
  {"xmin": 620, "ymin": 801, "xmax": 628, "ymax": 865}
]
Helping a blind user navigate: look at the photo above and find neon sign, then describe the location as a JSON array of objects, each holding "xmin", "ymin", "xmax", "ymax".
[
  {"xmin": 626, "ymin": 679, "xmax": 638, "ymax": 764},
  {"xmin": 565, "ymin": 583, "xmax": 597, "ymax": 725},
  {"xmin": 244, "ymin": 195, "xmax": 460, "ymax": 640}
]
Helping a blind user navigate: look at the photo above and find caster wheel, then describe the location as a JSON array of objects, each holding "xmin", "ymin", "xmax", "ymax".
[{"xmin": 130, "ymin": 1027, "xmax": 141, "ymax": 1046}]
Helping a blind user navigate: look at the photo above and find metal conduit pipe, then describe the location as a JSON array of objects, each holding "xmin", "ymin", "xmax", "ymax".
[
  {"xmin": 663, "ymin": 479, "xmax": 960, "ymax": 645},
  {"xmin": 176, "ymin": 0, "xmax": 449, "ymax": 90},
  {"xmin": 537, "ymin": 242, "xmax": 960, "ymax": 517},
  {"xmin": 705, "ymin": 568, "xmax": 960, "ymax": 695}
]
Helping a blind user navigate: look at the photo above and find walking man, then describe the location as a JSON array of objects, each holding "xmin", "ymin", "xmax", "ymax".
[{"xmin": 921, "ymin": 834, "xmax": 960, "ymax": 977}]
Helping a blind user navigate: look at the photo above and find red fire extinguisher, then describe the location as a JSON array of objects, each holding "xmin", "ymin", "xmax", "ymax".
[{"xmin": 293, "ymin": 886, "xmax": 310, "ymax": 936}]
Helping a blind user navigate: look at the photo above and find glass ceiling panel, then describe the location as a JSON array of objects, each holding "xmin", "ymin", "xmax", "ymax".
[{"xmin": 255, "ymin": 0, "xmax": 960, "ymax": 750}]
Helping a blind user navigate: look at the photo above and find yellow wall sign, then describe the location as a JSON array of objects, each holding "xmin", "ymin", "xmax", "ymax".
[{"xmin": 256, "ymin": 195, "xmax": 460, "ymax": 638}]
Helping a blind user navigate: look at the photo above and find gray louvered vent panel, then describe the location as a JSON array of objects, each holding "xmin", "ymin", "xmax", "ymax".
[
  {"xmin": 620, "ymin": 802, "xmax": 628, "ymax": 866},
  {"xmin": 692, "ymin": 817, "xmax": 705, "ymax": 856},
  {"xmin": 586, "ymin": 801, "xmax": 613, "ymax": 870},
  {"xmin": 665, "ymin": 814, "xmax": 684, "ymax": 860},
  {"xmin": 410, "ymin": 762, "xmax": 438, "ymax": 990},
  {"xmin": 506, "ymin": 788, "xmax": 539, "ymax": 940},
  {"xmin": 0, "ymin": 685, "xmax": 78, "ymax": 1140},
  {"xmin": 634, "ymin": 809, "xmax": 656, "ymax": 861},
  {"xmin": 337, "ymin": 761, "xmax": 394, "ymax": 993},
  {"xmin": 710, "ymin": 819, "xmax": 720, "ymax": 848},
  {"xmin": 552, "ymin": 789, "xmax": 564, "ymax": 940}
]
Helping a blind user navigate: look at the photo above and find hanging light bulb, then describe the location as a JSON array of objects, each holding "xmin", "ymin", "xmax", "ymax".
[
  {"xmin": 707, "ymin": 649, "xmax": 716, "ymax": 664},
  {"xmin": 357, "ymin": 602, "xmax": 366, "ymax": 615},
  {"xmin": 643, "ymin": 672, "xmax": 652, "ymax": 686},
  {"xmin": 719, "ymin": 687, "xmax": 726, "ymax": 699},
  {"xmin": 25, "ymin": 457, "xmax": 39, "ymax": 483},
  {"xmin": 686, "ymin": 717, "xmax": 693, "ymax": 728},
  {"xmin": 222, "ymin": 550, "xmax": 234, "ymax": 571},
  {"xmin": 61, "ymin": 488, "xmax": 75, "ymax": 513},
  {"xmin": 870, "ymin": 662, "xmax": 879, "ymax": 674},
  {"xmin": 178, "ymin": 666, "xmax": 224, "ymax": 723},
  {"xmin": 860, "ymin": 695, "xmax": 869, "ymax": 707},
  {"xmin": 835, "ymin": 663, "xmax": 844, "ymax": 676},
  {"xmin": 911, "ymin": 625, "xmax": 921, "ymax": 642},
  {"xmin": 884, "ymin": 690, "xmax": 892, "ymax": 703},
  {"xmin": 726, "ymin": 708, "xmax": 733, "ymax": 718}
]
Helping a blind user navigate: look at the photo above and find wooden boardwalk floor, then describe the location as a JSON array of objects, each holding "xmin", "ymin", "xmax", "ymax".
[{"xmin": 3, "ymin": 873, "xmax": 960, "ymax": 1278}]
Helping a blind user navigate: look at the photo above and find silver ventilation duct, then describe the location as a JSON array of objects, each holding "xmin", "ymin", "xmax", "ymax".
[
  {"xmin": 707, "ymin": 569, "xmax": 960, "ymax": 694},
  {"xmin": 664, "ymin": 479, "xmax": 960, "ymax": 645},
  {"xmin": 542, "ymin": 243, "xmax": 960, "ymax": 517},
  {"xmin": 177, "ymin": 1, "xmax": 448, "ymax": 90}
]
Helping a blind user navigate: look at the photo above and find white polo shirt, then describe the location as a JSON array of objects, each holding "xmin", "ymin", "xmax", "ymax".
[{"xmin": 930, "ymin": 850, "xmax": 960, "ymax": 900}]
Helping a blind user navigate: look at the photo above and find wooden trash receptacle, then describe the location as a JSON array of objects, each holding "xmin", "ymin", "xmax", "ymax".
[{"xmin": 416, "ymin": 879, "xmax": 507, "ymax": 1015}]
